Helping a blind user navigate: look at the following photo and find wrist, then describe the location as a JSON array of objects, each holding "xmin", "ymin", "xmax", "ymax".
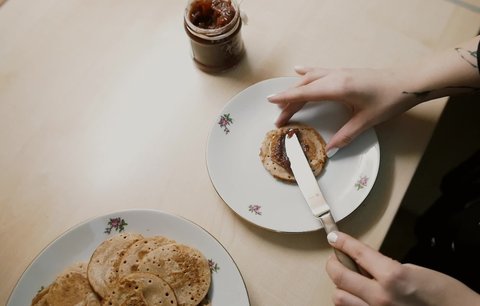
[
  {"xmin": 381, "ymin": 66, "xmax": 423, "ymax": 111},
  {"xmin": 407, "ymin": 264, "xmax": 480, "ymax": 306},
  {"xmin": 398, "ymin": 37, "xmax": 480, "ymax": 103},
  {"xmin": 391, "ymin": 60, "xmax": 438, "ymax": 106}
]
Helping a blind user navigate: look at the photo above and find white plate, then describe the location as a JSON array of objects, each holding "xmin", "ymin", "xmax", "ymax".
[
  {"xmin": 206, "ymin": 77, "xmax": 380, "ymax": 233},
  {"xmin": 7, "ymin": 209, "xmax": 250, "ymax": 306}
]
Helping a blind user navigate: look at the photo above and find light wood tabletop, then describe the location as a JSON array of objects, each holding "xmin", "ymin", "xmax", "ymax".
[{"xmin": 1, "ymin": 0, "xmax": 479, "ymax": 305}]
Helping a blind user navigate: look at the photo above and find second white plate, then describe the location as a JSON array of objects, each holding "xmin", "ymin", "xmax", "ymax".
[
  {"xmin": 8, "ymin": 209, "xmax": 250, "ymax": 305},
  {"xmin": 206, "ymin": 77, "xmax": 380, "ymax": 232}
]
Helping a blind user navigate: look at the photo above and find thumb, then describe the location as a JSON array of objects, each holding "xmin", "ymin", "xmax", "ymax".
[{"xmin": 326, "ymin": 115, "xmax": 369, "ymax": 155}]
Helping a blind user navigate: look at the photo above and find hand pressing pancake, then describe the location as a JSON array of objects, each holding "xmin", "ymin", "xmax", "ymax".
[
  {"xmin": 260, "ymin": 124, "xmax": 327, "ymax": 182},
  {"xmin": 31, "ymin": 234, "xmax": 212, "ymax": 306}
]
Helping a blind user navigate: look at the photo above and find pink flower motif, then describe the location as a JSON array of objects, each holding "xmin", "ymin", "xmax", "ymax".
[
  {"xmin": 208, "ymin": 259, "xmax": 220, "ymax": 273},
  {"xmin": 104, "ymin": 217, "xmax": 128, "ymax": 234},
  {"xmin": 248, "ymin": 204, "xmax": 262, "ymax": 215},
  {"xmin": 218, "ymin": 113, "xmax": 233, "ymax": 134},
  {"xmin": 355, "ymin": 176, "xmax": 369, "ymax": 190}
]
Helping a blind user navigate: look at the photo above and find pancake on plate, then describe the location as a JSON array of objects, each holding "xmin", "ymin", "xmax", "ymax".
[
  {"xmin": 31, "ymin": 285, "xmax": 50, "ymax": 306},
  {"xmin": 118, "ymin": 236, "xmax": 176, "ymax": 278},
  {"xmin": 102, "ymin": 272, "xmax": 177, "ymax": 305},
  {"xmin": 31, "ymin": 262, "xmax": 101, "ymax": 306},
  {"xmin": 260, "ymin": 124, "xmax": 327, "ymax": 182},
  {"xmin": 137, "ymin": 243, "xmax": 211, "ymax": 306},
  {"xmin": 32, "ymin": 233, "xmax": 212, "ymax": 306},
  {"xmin": 87, "ymin": 232, "xmax": 143, "ymax": 298}
]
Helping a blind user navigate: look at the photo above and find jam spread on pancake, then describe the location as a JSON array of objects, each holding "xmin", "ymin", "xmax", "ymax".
[{"xmin": 271, "ymin": 128, "xmax": 312, "ymax": 173}]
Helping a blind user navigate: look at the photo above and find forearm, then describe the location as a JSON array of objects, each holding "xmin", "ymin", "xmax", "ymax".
[
  {"xmin": 268, "ymin": 37, "xmax": 480, "ymax": 150},
  {"xmin": 399, "ymin": 35, "xmax": 480, "ymax": 103},
  {"xmin": 422, "ymin": 267, "xmax": 480, "ymax": 306}
]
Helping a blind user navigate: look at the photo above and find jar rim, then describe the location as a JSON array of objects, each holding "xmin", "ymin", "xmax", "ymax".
[{"xmin": 184, "ymin": 0, "xmax": 240, "ymax": 37}]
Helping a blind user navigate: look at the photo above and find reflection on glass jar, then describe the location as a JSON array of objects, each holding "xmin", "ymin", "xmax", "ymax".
[{"xmin": 184, "ymin": 0, "xmax": 245, "ymax": 73}]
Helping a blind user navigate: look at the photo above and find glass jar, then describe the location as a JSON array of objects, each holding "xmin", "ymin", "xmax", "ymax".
[{"xmin": 184, "ymin": 0, "xmax": 245, "ymax": 73}]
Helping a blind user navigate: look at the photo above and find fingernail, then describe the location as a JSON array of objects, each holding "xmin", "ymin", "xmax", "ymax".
[
  {"xmin": 326, "ymin": 147, "xmax": 338, "ymax": 158},
  {"xmin": 294, "ymin": 65, "xmax": 305, "ymax": 71},
  {"xmin": 267, "ymin": 94, "xmax": 277, "ymax": 101},
  {"xmin": 327, "ymin": 232, "xmax": 338, "ymax": 244}
]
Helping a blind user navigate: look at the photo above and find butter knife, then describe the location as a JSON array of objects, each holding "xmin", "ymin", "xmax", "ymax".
[{"xmin": 285, "ymin": 132, "xmax": 359, "ymax": 272}]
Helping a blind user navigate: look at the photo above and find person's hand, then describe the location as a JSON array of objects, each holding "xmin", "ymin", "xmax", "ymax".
[
  {"xmin": 267, "ymin": 66, "xmax": 419, "ymax": 156},
  {"xmin": 325, "ymin": 231, "xmax": 480, "ymax": 306}
]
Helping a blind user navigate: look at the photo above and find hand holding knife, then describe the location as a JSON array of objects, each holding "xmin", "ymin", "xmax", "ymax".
[{"xmin": 285, "ymin": 131, "xmax": 359, "ymax": 272}]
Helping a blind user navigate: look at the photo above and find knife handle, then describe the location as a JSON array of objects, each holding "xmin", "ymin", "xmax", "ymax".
[{"xmin": 319, "ymin": 213, "xmax": 359, "ymax": 273}]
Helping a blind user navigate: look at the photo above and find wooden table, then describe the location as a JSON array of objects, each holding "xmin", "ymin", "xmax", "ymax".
[{"xmin": 1, "ymin": 0, "xmax": 479, "ymax": 305}]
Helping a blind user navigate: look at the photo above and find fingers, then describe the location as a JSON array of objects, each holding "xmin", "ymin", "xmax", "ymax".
[
  {"xmin": 293, "ymin": 66, "xmax": 330, "ymax": 87},
  {"xmin": 275, "ymin": 102, "xmax": 307, "ymax": 127},
  {"xmin": 267, "ymin": 85, "xmax": 314, "ymax": 104},
  {"xmin": 325, "ymin": 114, "xmax": 369, "ymax": 152},
  {"xmin": 331, "ymin": 288, "xmax": 369, "ymax": 306},
  {"xmin": 326, "ymin": 254, "xmax": 382, "ymax": 304},
  {"xmin": 294, "ymin": 66, "xmax": 330, "ymax": 78},
  {"xmin": 268, "ymin": 67, "xmax": 332, "ymax": 104},
  {"xmin": 327, "ymin": 232, "xmax": 401, "ymax": 280},
  {"xmin": 293, "ymin": 65, "xmax": 314, "ymax": 75}
]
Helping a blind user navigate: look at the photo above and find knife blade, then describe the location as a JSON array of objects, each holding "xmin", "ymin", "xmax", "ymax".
[{"xmin": 285, "ymin": 131, "xmax": 358, "ymax": 272}]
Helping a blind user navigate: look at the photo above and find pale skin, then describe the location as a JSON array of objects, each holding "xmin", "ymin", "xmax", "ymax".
[
  {"xmin": 268, "ymin": 36, "xmax": 480, "ymax": 305},
  {"xmin": 326, "ymin": 232, "xmax": 480, "ymax": 306},
  {"xmin": 268, "ymin": 36, "xmax": 480, "ymax": 156}
]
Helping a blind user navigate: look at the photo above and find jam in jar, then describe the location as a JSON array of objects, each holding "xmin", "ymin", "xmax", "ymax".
[{"xmin": 184, "ymin": 0, "xmax": 245, "ymax": 73}]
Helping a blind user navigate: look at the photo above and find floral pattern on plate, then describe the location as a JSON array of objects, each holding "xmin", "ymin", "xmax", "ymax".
[
  {"xmin": 208, "ymin": 259, "xmax": 220, "ymax": 273},
  {"xmin": 355, "ymin": 176, "xmax": 369, "ymax": 190},
  {"xmin": 248, "ymin": 204, "xmax": 262, "ymax": 215},
  {"xmin": 104, "ymin": 217, "xmax": 128, "ymax": 234},
  {"xmin": 218, "ymin": 113, "xmax": 233, "ymax": 134}
]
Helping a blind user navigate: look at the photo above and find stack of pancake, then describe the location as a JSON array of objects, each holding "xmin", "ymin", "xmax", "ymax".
[{"xmin": 31, "ymin": 233, "xmax": 212, "ymax": 306}]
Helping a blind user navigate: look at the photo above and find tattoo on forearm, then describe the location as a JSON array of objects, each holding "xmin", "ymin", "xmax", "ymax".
[
  {"xmin": 455, "ymin": 47, "xmax": 478, "ymax": 69},
  {"xmin": 402, "ymin": 90, "xmax": 431, "ymax": 99},
  {"xmin": 404, "ymin": 45, "xmax": 480, "ymax": 99},
  {"xmin": 402, "ymin": 86, "xmax": 480, "ymax": 99}
]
